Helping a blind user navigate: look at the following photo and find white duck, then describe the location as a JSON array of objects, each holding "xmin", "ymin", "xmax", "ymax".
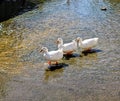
[
  {"xmin": 56, "ymin": 38, "xmax": 78, "ymax": 55},
  {"xmin": 40, "ymin": 47, "xmax": 63, "ymax": 65},
  {"xmin": 76, "ymin": 37, "xmax": 99, "ymax": 52}
]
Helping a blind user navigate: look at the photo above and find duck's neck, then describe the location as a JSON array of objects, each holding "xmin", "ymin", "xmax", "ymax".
[
  {"xmin": 78, "ymin": 38, "xmax": 83, "ymax": 46},
  {"xmin": 43, "ymin": 50, "xmax": 48, "ymax": 54},
  {"xmin": 72, "ymin": 40, "xmax": 78, "ymax": 46},
  {"xmin": 58, "ymin": 41, "xmax": 63, "ymax": 49},
  {"xmin": 59, "ymin": 47, "xmax": 63, "ymax": 51},
  {"xmin": 58, "ymin": 44, "xmax": 63, "ymax": 49}
]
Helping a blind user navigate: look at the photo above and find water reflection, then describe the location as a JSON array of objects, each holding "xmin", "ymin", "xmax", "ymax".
[
  {"xmin": 106, "ymin": 0, "xmax": 120, "ymax": 5},
  {"xmin": 0, "ymin": 20, "xmax": 26, "ymax": 77},
  {"xmin": 82, "ymin": 49, "xmax": 103, "ymax": 56},
  {"xmin": 63, "ymin": 53, "xmax": 81, "ymax": 60},
  {"xmin": 63, "ymin": 52, "xmax": 98, "ymax": 69},
  {"xmin": 0, "ymin": 73, "xmax": 8, "ymax": 99},
  {"xmin": 43, "ymin": 62, "xmax": 69, "ymax": 82},
  {"xmin": 44, "ymin": 68, "xmax": 64, "ymax": 81}
]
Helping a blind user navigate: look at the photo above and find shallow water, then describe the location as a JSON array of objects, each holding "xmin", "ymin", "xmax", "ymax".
[{"xmin": 0, "ymin": 0, "xmax": 120, "ymax": 101}]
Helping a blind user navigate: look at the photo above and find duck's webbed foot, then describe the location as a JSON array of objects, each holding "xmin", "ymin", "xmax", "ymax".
[
  {"xmin": 83, "ymin": 48, "xmax": 92, "ymax": 53},
  {"xmin": 48, "ymin": 61, "xmax": 51, "ymax": 65}
]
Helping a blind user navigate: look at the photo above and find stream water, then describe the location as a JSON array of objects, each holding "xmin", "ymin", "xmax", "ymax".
[{"xmin": 0, "ymin": 0, "xmax": 120, "ymax": 101}]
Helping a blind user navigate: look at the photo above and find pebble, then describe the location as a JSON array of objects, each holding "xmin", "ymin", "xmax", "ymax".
[{"xmin": 101, "ymin": 7, "xmax": 107, "ymax": 11}]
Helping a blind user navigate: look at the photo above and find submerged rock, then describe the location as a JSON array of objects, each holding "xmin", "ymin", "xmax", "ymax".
[{"xmin": 101, "ymin": 7, "xmax": 107, "ymax": 11}]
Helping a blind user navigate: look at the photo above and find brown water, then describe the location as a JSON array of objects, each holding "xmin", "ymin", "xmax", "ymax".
[{"xmin": 0, "ymin": 0, "xmax": 120, "ymax": 101}]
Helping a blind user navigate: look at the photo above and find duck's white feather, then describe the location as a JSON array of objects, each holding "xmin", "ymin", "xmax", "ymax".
[
  {"xmin": 40, "ymin": 47, "xmax": 63, "ymax": 62},
  {"xmin": 78, "ymin": 37, "xmax": 98, "ymax": 50},
  {"xmin": 57, "ymin": 38, "xmax": 78, "ymax": 54},
  {"xmin": 44, "ymin": 49, "xmax": 63, "ymax": 61},
  {"xmin": 63, "ymin": 41, "xmax": 77, "ymax": 52}
]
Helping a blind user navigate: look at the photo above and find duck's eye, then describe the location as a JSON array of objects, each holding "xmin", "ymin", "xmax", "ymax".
[
  {"xmin": 56, "ymin": 40, "xmax": 60, "ymax": 44},
  {"xmin": 40, "ymin": 49, "xmax": 43, "ymax": 52}
]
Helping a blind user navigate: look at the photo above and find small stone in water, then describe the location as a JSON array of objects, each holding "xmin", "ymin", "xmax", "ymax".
[{"xmin": 101, "ymin": 7, "xmax": 107, "ymax": 11}]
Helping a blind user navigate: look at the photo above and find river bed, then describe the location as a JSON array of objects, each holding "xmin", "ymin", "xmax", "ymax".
[{"xmin": 0, "ymin": 0, "xmax": 120, "ymax": 101}]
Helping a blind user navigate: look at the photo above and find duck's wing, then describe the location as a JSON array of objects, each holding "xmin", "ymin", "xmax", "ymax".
[
  {"xmin": 47, "ymin": 50, "xmax": 63, "ymax": 60},
  {"xmin": 83, "ymin": 38, "xmax": 98, "ymax": 43},
  {"xmin": 48, "ymin": 50, "xmax": 59, "ymax": 56},
  {"xmin": 82, "ymin": 38, "xmax": 98, "ymax": 48},
  {"xmin": 63, "ymin": 42, "xmax": 77, "ymax": 51}
]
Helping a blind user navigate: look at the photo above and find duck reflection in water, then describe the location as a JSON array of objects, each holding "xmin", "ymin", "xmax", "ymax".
[
  {"xmin": 63, "ymin": 53, "xmax": 81, "ymax": 60},
  {"xmin": 44, "ymin": 63, "xmax": 68, "ymax": 81},
  {"xmin": 45, "ymin": 63, "xmax": 68, "ymax": 71},
  {"xmin": 82, "ymin": 49, "xmax": 103, "ymax": 56},
  {"xmin": 44, "ymin": 68, "xmax": 64, "ymax": 81}
]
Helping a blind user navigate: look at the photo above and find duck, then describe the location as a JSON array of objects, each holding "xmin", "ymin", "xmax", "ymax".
[
  {"xmin": 76, "ymin": 37, "xmax": 99, "ymax": 52},
  {"xmin": 40, "ymin": 46, "xmax": 63, "ymax": 65},
  {"xmin": 56, "ymin": 38, "xmax": 79, "ymax": 55}
]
